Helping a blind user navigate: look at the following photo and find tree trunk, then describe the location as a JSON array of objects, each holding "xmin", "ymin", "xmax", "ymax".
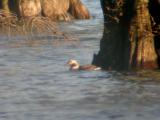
[
  {"xmin": 129, "ymin": 0, "xmax": 158, "ymax": 69},
  {"xmin": 149, "ymin": 0, "xmax": 160, "ymax": 67},
  {"xmin": 1, "ymin": 0, "xmax": 9, "ymax": 11},
  {"xmin": 9, "ymin": 0, "xmax": 19, "ymax": 14},
  {"xmin": 92, "ymin": 0, "xmax": 158, "ymax": 70}
]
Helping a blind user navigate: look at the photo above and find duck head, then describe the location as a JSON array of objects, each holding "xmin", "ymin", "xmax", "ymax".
[{"xmin": 67, "ymin": 59, "xmax": 80, "ymax": 70}]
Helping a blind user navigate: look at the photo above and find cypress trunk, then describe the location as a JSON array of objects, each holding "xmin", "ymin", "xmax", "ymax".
[
  {"xmin": 92, "ymin": 0, "xmax": 158, "ymax": 70},
  {"xmin": 1, "ymin": 0, "xmax": 9, "ymax": 11},
  {"xmin": 129, "ymin": 0, "xmax": 157, "ymax": 69}
]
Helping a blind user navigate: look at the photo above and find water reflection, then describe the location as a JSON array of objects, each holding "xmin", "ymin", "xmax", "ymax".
[{"xmin": 0, "ymin": 0, "xmax": 160, "ymax": 120}]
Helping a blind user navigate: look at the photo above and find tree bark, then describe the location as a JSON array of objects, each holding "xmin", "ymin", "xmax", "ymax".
[
  {"xmin": 129, "ymin": 0, "xmax": 158, "ymax": 69},
  {"xmin": 92, "ymin": 0, "xmax": 158, "ymax": 70},
  {"xmin": 1, "ymin": 0, "xmax": 9, "ymax": 11},
  {"xmin": 8, "ymin": 0, "xmax": 19, "ymax": 14}
]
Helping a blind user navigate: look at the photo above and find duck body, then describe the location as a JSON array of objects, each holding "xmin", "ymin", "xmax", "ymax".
[
  {"xmin": 67, "ymin": 59, "xmax": 101, "ymax": 71},
  {"xmin": 79, "ymin": 64, "xmax": 101, "ymax": 70}
]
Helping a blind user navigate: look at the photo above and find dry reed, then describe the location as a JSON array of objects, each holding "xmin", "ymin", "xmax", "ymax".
[{"xmin": 0, "ymin": 9, "xmax": 78, "ymax": 46}]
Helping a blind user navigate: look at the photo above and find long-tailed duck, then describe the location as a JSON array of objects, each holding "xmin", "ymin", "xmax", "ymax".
[{"xmin": 67, "ymin": 59, "xmax": 101, "ymax": 71}]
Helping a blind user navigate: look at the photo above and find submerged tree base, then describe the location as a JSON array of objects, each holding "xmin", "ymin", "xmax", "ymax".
[
  {"xmin": 0, "ymin": 0, "xmax": 90, "ymax": 21},
  {"xmin": 93, "ymin": 0, "xmax": 159, "ymax": 70}
]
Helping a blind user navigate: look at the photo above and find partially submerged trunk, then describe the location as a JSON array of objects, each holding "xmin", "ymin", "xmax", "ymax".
[
  {"xmin": 93, "ymin": 0, "xmax": 158, "ymax": 70},
  {"xmin": 129, "ymin": 0, "xmax": 157, "ymax": 69},
  {"xmin": 1, "ymin": 0, "xmax": 9, "ymax": 11},
  {"xmin": 0, "ymin": 0, "xmax": 20, "ymax": 16},
  {"xmin": 1, "ymin": 0, "xmax": 90, "ymax": 21},
  {"xmin": 42, "ymin": 0, "xmax": 90, "ymax": 21},
  {"xmin": 18, "ymin": 0, "xmax": 41, "ymax": 18},
  {"xmin": 149, "ymin": 0, "xmax": 160, "ymax": 67}
]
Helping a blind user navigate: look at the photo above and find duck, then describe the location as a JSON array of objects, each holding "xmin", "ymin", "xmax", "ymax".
[{"xmin": 67, "ymin": 59, "xmax": 101, "ymax": 71}]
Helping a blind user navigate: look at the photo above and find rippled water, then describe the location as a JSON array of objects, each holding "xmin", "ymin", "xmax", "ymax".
[{"xmin": 0, "ymin": 0, "xmax": 160, "ymax": 120}]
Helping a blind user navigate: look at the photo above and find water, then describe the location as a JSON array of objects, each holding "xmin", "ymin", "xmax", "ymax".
[{"xmin": 0, "ymin": 0, "xmax": 160, "ymax": 120}]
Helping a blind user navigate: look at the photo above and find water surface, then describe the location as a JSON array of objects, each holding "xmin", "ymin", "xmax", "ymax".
[{"xmin": 0, "ymin": 0, "xmax": 160, "ymax": 120}]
